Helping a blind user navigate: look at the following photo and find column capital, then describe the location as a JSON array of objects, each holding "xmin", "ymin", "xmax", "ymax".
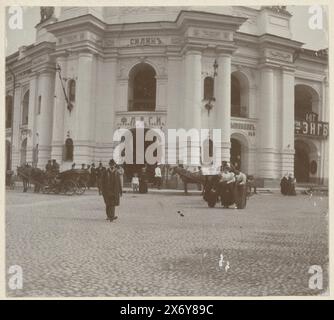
[
  {"xmin": 181, "ymin": 44, "xmax": 205, "ymax": 56},
  {"xmin": 28, "ymin": 72, "xmax": 39, "ymax": 80},
  {"xmin": 281, "ymin": 66, "xmax": 295, "ymax": 74},
  {"xmin": 78, "ymin": 51, "xmax": 94, "ymax": 59},
  {"xmin": 259, "ymin": 64, "xmax": 275, "ymax": 72},
  {"xmin": 216, "ymin": 52, "xmax": 232, "ymax": 59},
  {"xmin": 215, "ymin": 44, "xmax": 238, "ymax": 56}
]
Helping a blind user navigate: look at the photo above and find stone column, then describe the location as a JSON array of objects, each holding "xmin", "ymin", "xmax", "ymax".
[
  {"xmin": 11, "ymin": 85, "xmax": 22, "ymax": 169},
  {"xmin": 51, "ymin": 57, "xmax": 67, "ymax": 162},
  {"xmin": 166, "ymin": 55, "xmax": 182, "ymax": 164},
  {"xmin": 183, "ymin": 49, "xmax": 202, "ymax": 165},
  {"xmin": 26, "ymin": 73, "xmax": 38, "ymax": 164},
  {"xmin": 36, "ymin": 70, "xmax": 55, "ymax": 168},
  {"xmin": 74, "ymin": 52, "xmax": 96, "ymax": 164},
  {"xmin": 280, "ymin": 67, "xmax": 295, "ymax": 175},
  {"xmin": 215, "ymin": 53, "xmax": 232, "ymax": 163},
  {"xmin": 258, "ymin": 66, "xmax": 275, "ymax": 179},
  {"xmin": 94, "ymin": 57, "xmax": 117, "ymax": 162}
]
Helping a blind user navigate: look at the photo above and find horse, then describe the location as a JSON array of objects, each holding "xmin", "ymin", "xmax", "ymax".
[
  {"xmin": 170, "ymin": 166, "xmax": 205, "ymax": 194},
  {"xmin": 17, "ymin": 166, "xmax": 46, "ymax": 193}
]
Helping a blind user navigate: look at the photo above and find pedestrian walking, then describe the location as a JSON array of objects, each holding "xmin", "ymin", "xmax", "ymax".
[
  {"xmin": 154, "ymin": 164, "xmax": 162, "ymax": 189},
  {"xmin": 101, "ymin": 159, "xmax": 122, "ymax": 222}
]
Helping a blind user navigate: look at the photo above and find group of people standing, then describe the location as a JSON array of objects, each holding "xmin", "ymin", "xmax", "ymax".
[
  {"xmin": 45, "ymin": 159, "xmax": 60, "ymax": 175},
  {"xmin": 280, "ymin": 173, "xmax": 296, "ymax": 196},
  {"xmin": 69, "ymin": 161, "xmax": 124, "ymax": 194},
  {"xmin": 218, "ymin": 164, "xmax": 248, "ymax": 209}
]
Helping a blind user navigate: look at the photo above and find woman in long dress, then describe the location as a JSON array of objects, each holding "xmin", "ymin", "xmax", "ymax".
[{"xmin": 218, "ymin": 166, "xmax": 236, "ymax": 208}]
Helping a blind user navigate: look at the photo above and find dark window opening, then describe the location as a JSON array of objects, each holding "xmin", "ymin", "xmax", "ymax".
[
  {"xmin": 64, "ymin": 138, "xmax": 74, "ymax": 162},
  {"xmin": 6, "ymin": 96, "xmax": 13, "ymax": 129},
  {"xmin": 231, "ymin": 75, "xmax": 241, "ymax": 117},
  {"xmin": 204, "ymin": 77, "xmax": 214, "ymax": 100},
  {"xmin": 294, "ymin": 85, "xmax": 317, "ymax": 120},
  {"xmin": 37, "ymin": 96, "xmax": 42, "ymax": 115},
  {"xmin": 128, "ymin": 63, "xmax": 156, "ymax": 111},
  {"xmin": 68, "ymin": 80, "xmax": 76, "ymax": 103},
  {"xmin": 22, "ymin": 90, "xmax": 30, "ymax": 125}
]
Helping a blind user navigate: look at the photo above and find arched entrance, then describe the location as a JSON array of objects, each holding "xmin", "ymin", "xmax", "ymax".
[
  {"xmin": 230, "ymin": 138, "xmax": 242, "ymax": 170},
  {"xmin": 230, "ymin": 133, "xmax": 249, "ymax": 173},
  {"xmin": 128, "ymin": 63, "xmax": 156, "ymax": 111},
  {"xmin": 122, "ymin": 128, "xmax": 161, "ymax": 183},
  {"xmin": 294, "ymin": 143, "xmax": 309, "ymax": 182},
  {"xmin": 294, "ymin": 139, "xmax": 318, "ymax": 183},
  {"xmin": 294, "ymin": 84, "xmax": 321, "ymax": 183},
  {"xmin": 20, "ymin": 138, "xmax": 27, "ymax": 165}
]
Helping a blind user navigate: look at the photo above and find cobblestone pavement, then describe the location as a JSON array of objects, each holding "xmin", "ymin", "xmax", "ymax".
[{"xmin": 6, "ymin": 188, "xmax": 328, "ymax": 297}]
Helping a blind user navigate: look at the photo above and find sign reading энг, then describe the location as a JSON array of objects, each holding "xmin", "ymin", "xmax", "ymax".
[
  {"xmin": 295, "ymin": 112, "xmax": 329, "ymax": 138},
  {"xmin": 130, "ymin": 37, "xmax": 163, "ymax": 46}
]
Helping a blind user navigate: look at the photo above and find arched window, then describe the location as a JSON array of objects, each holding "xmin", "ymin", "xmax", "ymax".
[
  {"xmin": 231, "ymin": 75, "xmax": 241, "ymax": 116},
  {"xmin": 231, "ymin": 72, "xmax": 249, "ymax": 118},
  {"xmin": 128, "ymin": 63, "xmax": 156, "ymax": 111},
  {"xmin": 68, "ymin": 80, "xmax": 76, "ymax": 103},
  {"xmin": 64, "ymin": 138, "xmax": 74, "ymax": 162},
  {"xmin": 6, "ymin": 95, "xmax": 13, "ymax": 128},
  {"xmin": 22, "ymin": 90, "xmax": 30, "ymax": 125},
  {"xmin": 294, "ymin": 85, "xmax": 319, "ymax": 120},
  {"xmin": 204, "ymin": 77, "xmax": 214, "ymax": 100}
]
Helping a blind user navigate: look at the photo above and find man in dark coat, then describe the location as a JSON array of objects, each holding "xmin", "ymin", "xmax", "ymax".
[
  {"xmin": 96, "ymin": 162, "xmax": 104, "ymax": 195},
  {"xmin": 90, "ymin": 163, "xmax": 96, "ymax": 188},
  {"xmin": 101, "ymin": 159, "xmax": 122, "ymax": 222}
]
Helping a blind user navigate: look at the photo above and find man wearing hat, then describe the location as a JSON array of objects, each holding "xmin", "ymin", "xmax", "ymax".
[{"xmin": 101, "ymin": 159, "xmax": 122, "ymax": 221}]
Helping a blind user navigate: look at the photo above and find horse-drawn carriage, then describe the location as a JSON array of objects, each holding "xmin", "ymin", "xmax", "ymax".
[
  {"xmin": 172, "ymin": 166, "xmax": 249, "ymax": 209},
  {"xmin": 16, "ymin": 166, "xmax": 90, "ymax": 196}
]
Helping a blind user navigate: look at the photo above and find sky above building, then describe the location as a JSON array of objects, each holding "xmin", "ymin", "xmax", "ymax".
[{"xmin": 5, "ymin": 6, "xmax": 328, "ymax": 56}]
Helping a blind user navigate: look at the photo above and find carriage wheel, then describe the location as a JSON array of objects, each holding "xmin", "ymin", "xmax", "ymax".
[
  {"xmin": 62, "ymin": 180, "xmax": 76, "ymax": 196},
  {"xmin": 75, "ymin": 183, "xmax": 86, "ymax": 195},
  {"xmin": 208, "ymin": 200, "xmax": 216, "ymax": 208},
  {"xmin": 42, "ymin": 185, "xmax": 51, "ymax": 194}
]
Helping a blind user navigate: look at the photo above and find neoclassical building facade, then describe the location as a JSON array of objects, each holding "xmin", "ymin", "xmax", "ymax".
[{"xmin": 5, "ymin": 6, "xmax": 329, "ymax": 185}]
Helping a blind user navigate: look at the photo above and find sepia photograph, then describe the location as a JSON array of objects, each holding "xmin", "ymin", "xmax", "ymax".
[{"xmin": 4, "ymin": 3, "xmax": 329, "ymax": 298}]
